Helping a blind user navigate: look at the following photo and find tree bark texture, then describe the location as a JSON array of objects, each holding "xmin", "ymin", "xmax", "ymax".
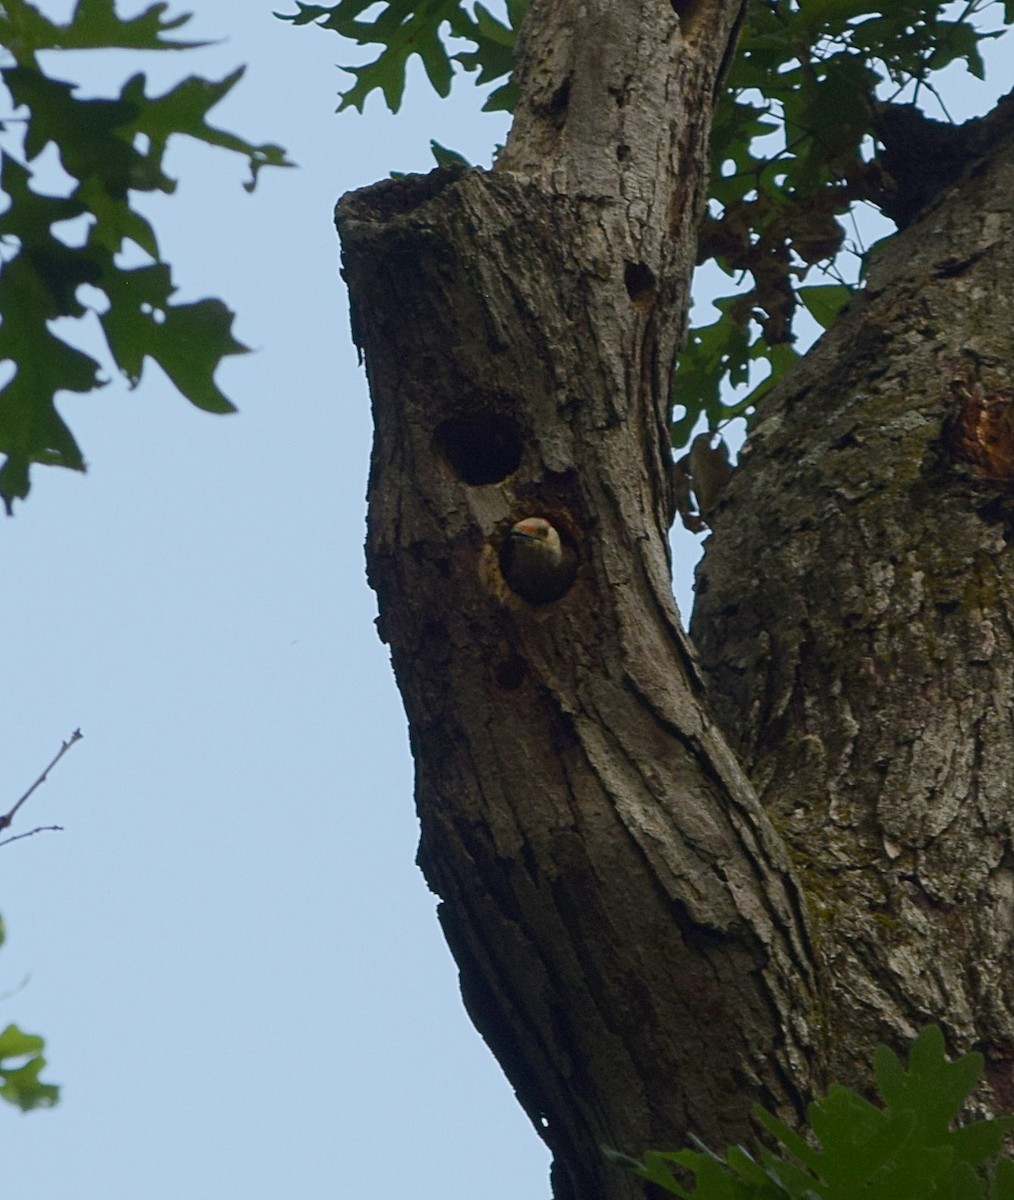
[
  {"xmin": 338, "ymin": 0, "xmax": 1014, "ymax": 1195},
  {"xmin": 693, "ymin": 94, "xmax": 1014, "ymax": 1109},
  {"xmin": 338, "ymin": 1, "xmax": 821, "ymax": 1195}
]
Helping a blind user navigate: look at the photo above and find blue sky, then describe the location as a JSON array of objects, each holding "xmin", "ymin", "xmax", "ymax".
[
  {"xmin": 2, "ymin": 4, "xmax": 1011, "ymax": 1199},
  {"xmin": 3, "ymin": 5, "xmax": 547, "ymax": 1197}
]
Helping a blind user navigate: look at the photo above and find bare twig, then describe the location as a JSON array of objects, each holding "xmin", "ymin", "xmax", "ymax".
[
  {"xmin": 0, "ymin": 973, "xmax": 31, "ymax": 1002},
  {"xmin": 0, "ymin": 825, "xmax": 64, "ymax": 849},
  {"xmin": 0, "ymin": 730, "xmax": 82, "ymax": 836}
]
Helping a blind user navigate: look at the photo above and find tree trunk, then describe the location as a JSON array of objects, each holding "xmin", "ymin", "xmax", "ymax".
[
  {"xmin": 693, "ymin": 93, "xmax": 1014, "ymax": 1110},
  {"xmin": 337, "ymin": 0, "xmax": 1014, "ymax": 1190}
]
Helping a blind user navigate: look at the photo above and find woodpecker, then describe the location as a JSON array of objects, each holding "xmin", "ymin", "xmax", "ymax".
[
  {"xmin": 688, "ymin": 432, "xmax": 733, "ymax": 518},
  {"xmin": 501, "ymin": 516, "xmax": 577, "ymax": 604},
  {"xmin": 674, "ymin": 433, "xmax": 734, "ymax": 532}
]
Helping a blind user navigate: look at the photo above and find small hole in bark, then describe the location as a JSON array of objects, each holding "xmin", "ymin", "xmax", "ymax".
[
  {"xmin": 670, "ymin": 0, "xmax": 703, "ymax": 25},
  {"xmin": 493, "ymin": 654, "xmax": 528, "ymax": 690},
  {"xmin": 548, "ymin": 78, "xmax": 571, "ymax": 126},
  {"xmin": 616, "ymin": 143, "xmax": 631, "ymax": 162},
  {"xmin": 435, "ymin": 414, "xmax": 523, "ymax": 485},
  {"xmin": 624, "ymin": 261, "xmax": 657, "ymax": 308}
]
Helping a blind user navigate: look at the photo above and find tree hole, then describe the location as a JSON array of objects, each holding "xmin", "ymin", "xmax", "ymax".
[
  {"xmin": 435, "ymin": 414, "xmax": 523, "ymax": 485},
  {"xmin": 670, "ymin": 0, "xmax": 704, "ymax": 29},
  {"xmin": 624, "ymin": 261, "xmax": 657, "ymax": 309},
  {"xmin": 548, "ymin": 78, "xmax": 571, "ymax": 127}
]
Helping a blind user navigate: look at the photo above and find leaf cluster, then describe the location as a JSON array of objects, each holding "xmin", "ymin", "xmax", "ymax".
[
  {"xmin": 277, "ymin": 0, "xmax": 1012, "ymax": 450},
  {"xmin": 0, "ymin": 0, "xmax": 292, "ymax": 512},
  {"xmin": 0, "ymin": 914, "xmax": 58, "ymax": 1112},
  {"xmin": 621, "ymin": 1027, "xmax": 1014, "ymax": 1200},
  {"xmin": 680, "ymin": 0, "xmax": 1012, "ymax": 443},
  {"xmin": 278, "ymin": 0, "xmax": 526, "ymax": 115}
]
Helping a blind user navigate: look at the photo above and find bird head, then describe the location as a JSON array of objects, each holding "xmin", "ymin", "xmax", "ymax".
[
  {"xmin": 509, "ymin": 516, "xmax": 563, "ymax": 563},
  {"xmin": 502, "ymin": 516, "xmax": 575, "ymax": 603}
]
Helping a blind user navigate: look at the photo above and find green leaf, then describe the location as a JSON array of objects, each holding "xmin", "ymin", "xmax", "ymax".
[
  {"xmin": 0, "ymin": 1052, "xmax": 60, "ymax": 1111},
  {"xmin": 121, "ymin": 67, "xmax": 292, "ymax": 193},
  {"xmin": 141, "ymin": 299, "xmax": 245, "ymax": 414},
  {"xmin": 924, "ymin": 21, "xmax": 992, "ymax": 79},
  {"xmin": 797, "ymin": 0, "xmax": 889, "ymax": 27},
  {"xmin": 0, "ymin": 0, "xmax": 207, "ymax": 55},
  {"xmin": 798, "ymin": 284, "xmax": 852, "ymax": 330},
  {"xmin": 875, "ymin": 1025, "xmax": 980, "ymax": 1134},
  {"xmin": 429, "ymin": 138, "xmax": 471, "ymax": 168},
  {"xmin": 675, "ymin": 293, "xmax": 775, "ymax": 446},
  {"xmin": 634, "ymin": 1026, "xmax": 1014, "ymax": 1200},
  {"xmin": 678, "ymin": 0, "xmax": 1012, "ymax": 436},
  {"xmin": 0, "ymin": 155, "xmax": 98, "ymax": 510},
  {"xmin": 5, "ymin": 65, "xmax": 157, "ymax": 196},
  {"xmin": 278, "ymin": 0, "xmax": 466, "ymax": 113},
  {"xmin": 451, "ymin": 0, "xmax": 526, "ymax": 107},
  {"xmin": 0, "ymin": 917, "xmax": 59, "ymax": 1110},
  {"xmin": 951, "ymin": 1120, "xmax": 1014, "ymax": 1172},
  {"xmin": 753, "ymin": 1106, "xmax": 821, "ymax": 1173},
  {"xmin": 482, "ymin": 78, "xmax": 516, "ymax": 113},
  {"xmin": 278, "ymin": 0, "xmax": 527, "ymax": 113},
  {"xmin": 992, "ymin": 1156, "xmax": 1014, "ymax": 1199},
  {"xmin": 0, "ymin": 2, "xmax": 290, "ymax": 508},
  {"xmin": 0, "ymin": 1024, "xmax": 59, "ymax": 1112},
  {"xmin": 0, "ymin": 156, "xmax": 96, "ymax": 317},
  {"xmin": 0, "ymin": 1024, "xmax": 44, "ymax": 1059},
  {"xmin": 99, "ymin": 263, "xmax": 245, "ymax": 413},
  {"xmin": 638, "ymin": 1150, "xmax": 694, "ymax": 1197}
]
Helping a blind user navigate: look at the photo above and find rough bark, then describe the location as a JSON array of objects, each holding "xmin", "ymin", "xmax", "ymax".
[
  {"xmin": 338, "ymin": 0, "xmax": 820, "ymax": 1195},
  {"xmin": 693, "ymin": 94, "xmax": 1014, "ymax": 1108},
  {"xmin": 338, "ymin": 0, "xmax": 1014, "ymax": 1189}
]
